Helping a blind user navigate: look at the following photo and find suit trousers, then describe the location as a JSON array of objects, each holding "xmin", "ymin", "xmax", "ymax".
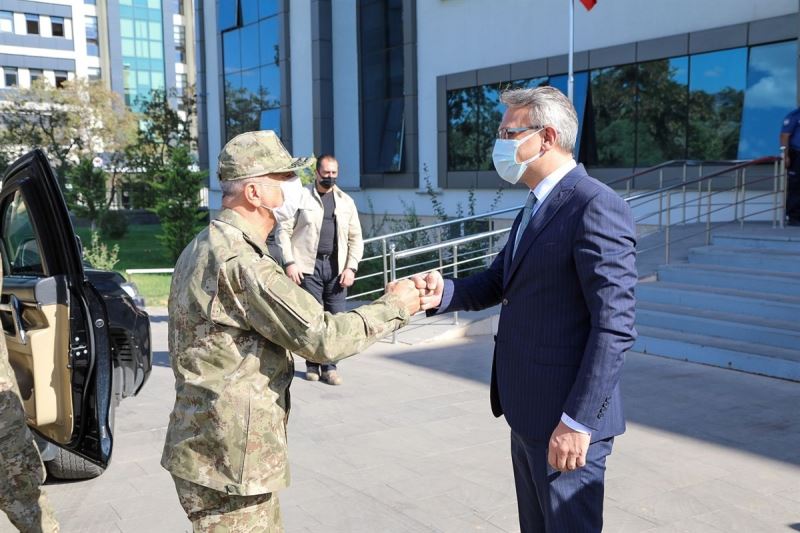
[
  {"xmin": 511, "ymin": 430, "xmax": 613, "ymax": 533},
  {"xmin": 301, "ymin": 255, "xmax": 346, "ymax": 372}
]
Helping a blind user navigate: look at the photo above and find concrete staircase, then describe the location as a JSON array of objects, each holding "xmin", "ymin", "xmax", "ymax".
[{"xmin": 634, "ymin": 231, "xmax": 800, "ymax": 381}]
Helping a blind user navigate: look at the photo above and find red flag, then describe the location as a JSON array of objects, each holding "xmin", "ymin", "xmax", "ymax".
[{"xmin": 580, "ymin": 0, "xmax": 597, "ymax": 10}]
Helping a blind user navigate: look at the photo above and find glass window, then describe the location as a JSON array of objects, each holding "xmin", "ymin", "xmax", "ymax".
[
  {"xmin": 260, "ymin": 108, "xmax": 280, "ymax": 134},
  {"xmin": 240, "ymin": 23, "xmax": 259, "ymax": 71},
  {"xmin": 739, "ymin": 40, "xmax": 798, "ymax": 159},
  {"xmin": 88, "ymin": 67, "xmax": 101, "ymax": 81},
  {"xmin": 635, "ymin": 57, "xmax": 689, "ymax": 166},
  {"xmin": 25, "ymin": 14, "xmax": 40, "ymax": 35},
  {"xmin": 0, "ymin": 11, "xmax": 13, "ymax": 33},
  {"xmin": 225, "ymin": 73, "xmax": 259, "ymax": 141},
  {"xmin": 241, "ymin": 67, "xmax": 259, "ymax": 98},
  {"xmin": 260, "ymin": 63, "xmax": 281, "ymax": 107},
  {"xmin": 259, "ymin": 16, "xmax": 279, "ymax": 66},
  {"xmin": 688, "ymin": 48, "xmax": 747, "ymax": 160},
  {"xmin": 86, "ymin": 16, "xmax": 100, "ymax": 56},
  {"xmin": 4, "ymin": 67, "xmax": 18, "ymax": 88},
  {"xmin": 149, "ymin": 21, "xmax": 161, "ymax": 40},
  {"xmin": 120, "ymin": 19, "xmax": 134, "ymax": 37},
  {"xmin": 29, "ymin": 69, "xmax": 43, "ymax": 84},
  {"xmin": 260, "ymin": 1, "xmax": 279, "ymax": 20},
  {"xmin": 240, "ymin": 0, "xmax": 259, "ymax": 25},
  {"xmin": 359, "ymin": 0, "xmax": 405, "ymax": 174},
  {"xmin": 51, "ymin": 16, "xmax": 65, "ymax": 37},
  {"xmin": 586, "ymin": 64, "xmax": 637, "ymax": 167},
  {"xmin": 176, "ymin": 72, "xmax": 187, "ymax": 95},
  {"xmin": 2, "ymin": 192, "xmax": 45, "ymax": 277},
  {"xmin": 122, "ymin": 38, "xmax": 135, "ymax": 56},
  {"xmin": 446, "ymin": 87, "xmax": 481, "ymax": 171},
  {"xmin": 218, "ymin": 0, "xmax": 239, "ymax": 32},
  {"xmin": 548, "ymin": 72, "xmax": 590, "ymax": 158},
  {"xmin": 54, "ymin": 70, "xmax": 68, "ymax": 88},
  {"xmin": 150, "ymin": 41, "xmax": 163, "ymax": 59},
  {"xmin": 172, "ymin": 0, "xmax": 184, "ymax": 15},
  {"xmin": 223, "ymin": 30, "xmax": 241, "ymax": 74}
]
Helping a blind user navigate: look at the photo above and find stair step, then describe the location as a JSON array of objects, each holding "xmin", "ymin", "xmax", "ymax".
[
  {"xmin": 688, "ymin": 246, "xmax": 800, "ymax": 274},
  {"xmin": 636, "ymin": 302, "xmax": 800, "ymax": 350},
  {"xmin": 713, "ymin": 233, "xmax": 800, "ymax": 252},
  {"xmin": 657, "ymin": 263, "xmax": 800, "ymax": 296},
  {"xmin": 636, "ymin": 282, "xmax": 800, "ymax": 321},
  {"xmin": 633, "ymin": 325, "xmax": 800, "ymax": 381}
]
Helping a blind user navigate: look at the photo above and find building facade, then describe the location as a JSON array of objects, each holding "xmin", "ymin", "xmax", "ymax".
[
  {"xmin": 200, "ymin": 0, "xmax": 800, "ymax": 217},
  {"xmin": 0, "ymin": 0, "xmax": 195, "ymax": 112}
]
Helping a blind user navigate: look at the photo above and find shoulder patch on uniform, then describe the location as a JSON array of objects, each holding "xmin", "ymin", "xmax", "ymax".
[{"xmin": 264, "ymin": 273, "xmax": 315, "ymax": 328}]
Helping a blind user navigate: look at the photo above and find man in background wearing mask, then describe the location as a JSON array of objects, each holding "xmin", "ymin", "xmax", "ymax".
[
  {"xmin": 275, "ymin": 154, "xmax": 363, "ymax": 385},
  {"xmin": 415, "ymin": 86, "xmax": 637, "ymax": 532},
  {"xmin": 161, "ymin": 131, "xmax": 421, "ymax": 531}
]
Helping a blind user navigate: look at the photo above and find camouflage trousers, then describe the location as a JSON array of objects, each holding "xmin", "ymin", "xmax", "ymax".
[
  {"xmin": 0, "ymin": 360, "xmax": 59, "ymax": 533},
  {"xmin": 172, "ymin": 476, "xmax": 283, "ymax": 533}
]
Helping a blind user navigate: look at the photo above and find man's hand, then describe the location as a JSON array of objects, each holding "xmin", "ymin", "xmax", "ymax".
[
  {"xmin": 386, "ymin": 279, "xmax": 421, "ymax": 315},
  {"xmin": 548, "ymin": 420, "xmax": 590, "ymax": 473},
  {"xmin": 285, "ymin": 264, "xmax": 304, "ymax": 285},
  {"xmin": 411, "ymin": 270, "xmax": 444, "ymax": 311},
  {"xmin": 339, "ymin": 268, "xmax": 356, "ymax": 288}
]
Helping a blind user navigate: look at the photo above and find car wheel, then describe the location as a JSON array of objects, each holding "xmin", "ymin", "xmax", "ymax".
[{"xmin": 45, "ymin": 447, "xmax": 105, "ymax": 480}]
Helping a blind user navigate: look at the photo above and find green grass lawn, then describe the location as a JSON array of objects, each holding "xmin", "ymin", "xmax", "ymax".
[{"xmin": 76, "ymin": 224, "xmax": 174, "ymax": 307}]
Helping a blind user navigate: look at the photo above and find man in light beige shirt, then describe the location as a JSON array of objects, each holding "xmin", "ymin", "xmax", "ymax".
[{"xmin": 275, "ymin": 154, "xmax": 363, "ymax": 385}]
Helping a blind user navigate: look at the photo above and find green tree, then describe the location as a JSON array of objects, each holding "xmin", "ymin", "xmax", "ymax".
[
  {"xmin": 0, "ymin": 78, "xmax": 137, "ymax": 188},
  {"xmin": 152, "ymin": 146, "xmax": 207, "ymax": 262},
  {"xmin": 125, "ymin": 86, "xmax": 198, "ymax": 209},
  {"xmin": 65, "ymin": 158, "xmax": 108, "ymax": 230}
]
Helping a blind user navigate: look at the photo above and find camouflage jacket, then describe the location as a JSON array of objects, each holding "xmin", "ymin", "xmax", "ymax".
[{"xmin": 161, "ymin": 209, "xmax": 410, "ymax": 496}]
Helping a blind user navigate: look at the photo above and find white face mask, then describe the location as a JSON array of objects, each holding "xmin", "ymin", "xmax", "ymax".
[
  {"xmin": 492, "ymin": 129, "xmax": 545, "ymax": 185},
  {"xmin": 260, "ymin": 176, "xmax": 303, "ymax": 224}
]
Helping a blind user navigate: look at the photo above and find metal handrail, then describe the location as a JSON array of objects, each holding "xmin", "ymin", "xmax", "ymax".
[
  {"xmin": 605, "ymin": 159, "xmax": 766, "ymax": 189},
  {"xmin": 362, "ymin": 205, "xmax": 520, "ymax": 244},
  {"xmin": 625, "ymin": 156, "xmax": 780, "ymax": 202}
]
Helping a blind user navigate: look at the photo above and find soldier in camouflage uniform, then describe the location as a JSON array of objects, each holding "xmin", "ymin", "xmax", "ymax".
[
  {"xmin": 0, "ymin": 262, "xmax": 60, "ymax": 533},
  {"xmin": 161, "ymin": 130, "xmax": 422, "ymax": 532}
]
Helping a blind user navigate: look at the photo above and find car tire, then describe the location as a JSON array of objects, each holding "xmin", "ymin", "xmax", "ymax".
[{"xmin": 45, "ymin": 447, "xmax": 105, "ymax": 480}]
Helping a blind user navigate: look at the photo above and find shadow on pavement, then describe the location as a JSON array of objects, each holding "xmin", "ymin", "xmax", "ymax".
[{"xmin": 386, "ymin": 338, "xmax": 800, "ymax": 467}]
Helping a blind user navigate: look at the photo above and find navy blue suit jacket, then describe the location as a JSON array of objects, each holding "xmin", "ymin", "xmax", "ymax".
[{"xmin": 436, "ymin": 164, "xmax": 637, "ymax": 442}]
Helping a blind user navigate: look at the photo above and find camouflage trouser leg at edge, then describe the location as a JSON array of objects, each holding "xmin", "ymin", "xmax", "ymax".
[
  {"xmin": 172, "ymin": 475, "xmax": 284, "ymax": 533},
  {"xmin": 0, "ymin": 387, "xmax": 59, "ymax": 532}
]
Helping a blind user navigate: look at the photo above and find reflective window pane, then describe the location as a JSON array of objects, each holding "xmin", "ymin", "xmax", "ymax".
[
  {"xmin": 0, "ymin": 11, "xmax": 13, "ymax": 33},
  {"xmin": 26, "ymin": 14, "xmax": 39, "ymax": 35},
  {"xmin": 223, "ymin": 30, "xmax": 241, "ymax": 74},
  {"xmin": 447, "ymin": 87, "xmax": 481, "ymax": 171},
  {"xmin": 218, "ymin": 0, "xmax": 239, "ymax": 31},
  {"xmin": 4, "ymin": 67, "xmax": 18, "ymax": 87},
  {"xmin": 260, "ymin": 1, "xmax": 279, "ymax": 19},
  {"xmin": 739, "ymin": 41, "xmax": 798, "ymax": 158},
  {"xmin": 587, "ymin": 64, "xmax": 637, "ymax": 167},
  {"xmin": 636, "ymin": 57, "xmax": 689, "ymax": 166},
  {"xmin": 688, "ymin": 48, "xmax": 746, "ymax": 160},
  {"xmin": 259, "ymin": 16, "xmax": 280, "ymax": 66},
  {"xmin": 477, "ymin": 83, "xmax": 504, "ymax": 170},
  {"xmin": 240, "ymin": 23, "xmax": 259, "ymax": 71},
  {"xmin": 240, "ymin": 0, "xmax": 258, "ymax": 25},
  {"xmin": 260, "ymin": 108, "xmax": 280, "ymax": 134},
  {"xmin": 260, "ymin": 63, "xmax": 281, "ymax": 107},
  {"xmin": 549, "ymin": 72, "xmax": 589, "ymax": 157}
]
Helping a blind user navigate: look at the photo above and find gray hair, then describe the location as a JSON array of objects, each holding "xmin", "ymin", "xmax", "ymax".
[
  {"xmin": 500, "ymin": 86, "xmax": 578, "ymax": 153},
  {"xmin": 220, "ymin": 176, "xmax": 267, "ymax": 199}
]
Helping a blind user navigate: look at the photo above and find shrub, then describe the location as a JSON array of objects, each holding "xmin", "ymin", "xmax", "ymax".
[
  {"xmin": 99, "ymin": 210, "xmax": 129, "ymax": 239},
  {"xmin": 83, "ymin": 231, "xmax": 120, "ymax": 271}
]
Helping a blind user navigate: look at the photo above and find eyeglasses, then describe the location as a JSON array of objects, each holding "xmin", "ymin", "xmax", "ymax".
[{"xmin": 496, "ymin": 125, "xmax": 544, "ymax": 140}]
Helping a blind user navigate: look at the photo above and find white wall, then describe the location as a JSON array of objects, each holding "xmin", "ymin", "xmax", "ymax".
[{"xmin": 289, "ymin": 0, "xmax": 314, "ymax": 157}]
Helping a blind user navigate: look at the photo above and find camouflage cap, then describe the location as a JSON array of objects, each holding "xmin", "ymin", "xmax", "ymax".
[{"xmin": 217, "ymin": 130, "xmax": 313, "ymax": 181}]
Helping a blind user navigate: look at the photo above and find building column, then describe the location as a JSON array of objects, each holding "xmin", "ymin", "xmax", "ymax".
[{"xmin": 311, "ymin": 0, "xmax": 334, "ymax": 155}]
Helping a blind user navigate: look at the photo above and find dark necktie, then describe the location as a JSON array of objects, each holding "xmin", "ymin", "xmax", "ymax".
[{"xmin": 513, "ymin": 192, "xmax": 538, "ymax": 258}]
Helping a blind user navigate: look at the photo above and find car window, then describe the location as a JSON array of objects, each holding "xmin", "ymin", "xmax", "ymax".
[{"xmin": 2, "ymin": 191, "xmax": 45, "ymax": 276}]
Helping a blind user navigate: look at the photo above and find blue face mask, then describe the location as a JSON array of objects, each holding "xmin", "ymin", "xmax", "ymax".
[{"xmin": 492, "ymin": 129, "xmax": 545, "ymax": 184}]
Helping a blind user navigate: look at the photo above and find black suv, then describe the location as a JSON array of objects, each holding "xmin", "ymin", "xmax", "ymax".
[{"xmin": 1, "ymin": 150, "xmax": 152, "ymax": 479}]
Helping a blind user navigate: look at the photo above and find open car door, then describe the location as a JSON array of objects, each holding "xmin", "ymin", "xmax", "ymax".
[{"xmin": 0, "ymin": 150, "xmax": 114, "ymax": 469}]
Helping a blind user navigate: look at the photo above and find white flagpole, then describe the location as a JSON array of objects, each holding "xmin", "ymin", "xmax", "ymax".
[{"xmin": 568, "ymin": 0, "xmax": 574, "ymax": 102}]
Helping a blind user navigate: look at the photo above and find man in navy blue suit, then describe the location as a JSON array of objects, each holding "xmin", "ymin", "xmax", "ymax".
[{"xmin": 416, "ymin": 86, "xmax": 637, "ymax": 532}]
